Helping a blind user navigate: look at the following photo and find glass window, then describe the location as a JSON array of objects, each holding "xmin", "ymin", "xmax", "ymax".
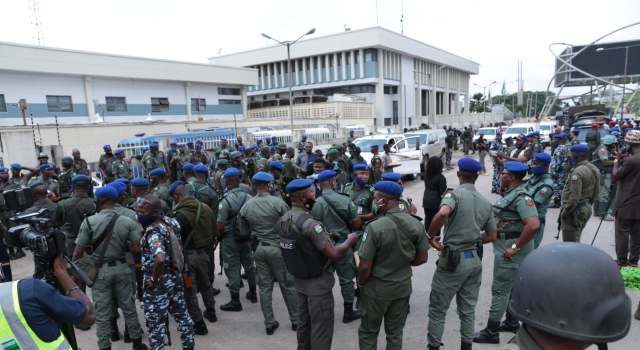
[
  {"xmin": 354, "ymin": 139, "xmax": 387, "ymax": 150},
  {"xmin": 151, "ymin": 97, "xmax": 170, "ymax": 112},
  {"xmin": 218, "ymin": 87, "xmax": 241, "ymax": 95},
  {"xmin": 46, "ymin": 95, "xmax": 73, "ymax": 112},
  {"xmin": 105, "ymin": 96, "xmax": 127, "ymax": 112},
  {"xmin": 219, "ymin": 99, "xmax": 241, "ymax": 105},
  {"xmin": 505, "ymin": 127, "xmax": 528, "ymax": 135},
  {"xmin": 0, "ymin": 94, "xmax": 6, "ymax": 112},
  {"xmin": 191, "ymin": 98, "xmax": 206, "ymax": 112}
]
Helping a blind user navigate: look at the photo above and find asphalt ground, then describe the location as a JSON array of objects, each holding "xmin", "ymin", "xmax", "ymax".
[{"xmin": 11, "ymin": 150, "xmax": 640, "ymax": 350}]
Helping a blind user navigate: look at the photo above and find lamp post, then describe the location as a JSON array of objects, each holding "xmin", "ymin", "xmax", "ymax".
[
  {"xmin": 596, "ymin": 44, "xmax": 639, "ymax": 120},
  {"xmin": 261, "ymin": 28, "xmax": 316, "ymax": 144}
]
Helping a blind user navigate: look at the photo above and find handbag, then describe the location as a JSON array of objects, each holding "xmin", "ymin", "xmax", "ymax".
[{"xmin": 73, "ymin": 214, "xmax": 120, "ymax": 286}]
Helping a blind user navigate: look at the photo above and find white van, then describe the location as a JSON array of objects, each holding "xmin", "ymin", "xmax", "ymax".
[
  {"xmin": 537, "ymin": 121, "xmax": 556, "ymax": 145},
  {"xmin": 503, "ymin": 123, "xmax": 538, "ymax": 140},
  {"xmin": 352, "ymin": 133, "xmax": 421, "ymax": 176},
  {"xmin": 404, "ymin": 129, "xmax": 447, "ymax": 176}
]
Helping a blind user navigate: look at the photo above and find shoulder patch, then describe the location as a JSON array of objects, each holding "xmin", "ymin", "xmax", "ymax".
[
  {"xmin": 444, "ymin": 193, "xmax": 452, "ymax": 199},
  {"xmin": 313, "ymin": 224, "xmax": 323, "ymax": 234},
  {"xmin": 362, "ymin": 231, "xmax": 368, "ymax": 242},
  {"xmin": 571, "ymin": 174, "xmax": 578, "ymax": 181},
  {"xmin": 524, "ymin": 196, "xmax": 535, "ymax": 206}
]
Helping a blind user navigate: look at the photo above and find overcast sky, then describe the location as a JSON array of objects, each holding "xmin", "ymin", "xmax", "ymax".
[{"xmin": 1, "ymin": 0, "xmax": 638, "ymax": 96}]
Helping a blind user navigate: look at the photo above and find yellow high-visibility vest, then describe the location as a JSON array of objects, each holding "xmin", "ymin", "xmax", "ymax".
[{"xmin": 0, "ymin": 281, "xmax": 72, "ymax": 349}]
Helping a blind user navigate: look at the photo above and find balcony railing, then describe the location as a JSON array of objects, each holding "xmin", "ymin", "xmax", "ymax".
[{"xmin": 247, "ymin": 101, "xmax": 374, "ymax": 120}]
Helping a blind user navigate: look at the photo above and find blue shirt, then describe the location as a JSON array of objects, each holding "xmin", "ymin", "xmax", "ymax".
[{"xmin": 18, "ymin": 279, "xmax": 85, "ymax": 342}]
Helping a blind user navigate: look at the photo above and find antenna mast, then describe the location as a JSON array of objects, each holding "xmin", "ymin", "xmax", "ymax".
[{"xmin": 29, "ymin": 0, "xmax": 44, "ymax": 45}]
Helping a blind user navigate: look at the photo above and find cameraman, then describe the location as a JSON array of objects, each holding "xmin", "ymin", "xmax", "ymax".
[{"xmin": 0, "ymin": 255, "xmax": 95, "ymax": 348}]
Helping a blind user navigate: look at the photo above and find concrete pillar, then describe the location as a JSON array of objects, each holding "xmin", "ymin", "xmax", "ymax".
[
  {"xmin": 302, "ymin": 58, "xmax": 307, "ymax": 85},
  {"xmin": 416, "ymin": 87, "xmax": 422, "ymax": 118},
  {"xmin": 241, "ymin": 86, "xmax": 248, "ymax": 118},
  {"xmin": 332, "ymin": 53, "xmax": 337, "ymax": 81},
  {"xmin": 83, "ymin": 76, "xmax": 96, "ymax": 122},
  {"xmin": 341, "ymin": 52, "xmax": 347, "ymax": 80},
  {"xmin": 359, "ymin": 49, "xmax": 365, "ymax": 78},
  {"xmin": 266, "ymin": 64, "xmax": 271, "ymax": 89},
  {"xmin": 279, "ymin": 61, "xmax": 285, "ymax": 88},
  {"xmin": 375, "ymin": 50, "xmax": 385, "ymax": 130},
  {"xmin": 310, "ymin": 56, "xmax": 315, "ymax": 84},
  {"xmin": 184, "ymin": 82, "xmax": 192, "ymax": 122},
  {"xmin": 260, "ymin": 65, "xmax": 265, "ymax": 90},
  {"xmin": 350, "ymin": 51, "xmax": 355, "ymax": 80},
  {"xmin": 325, "ymin": 55, "xmax": 330, "ymax": 82},
  {"xmin": 293, "ymin": 60, "xmax": 299, "ymax": 86}
]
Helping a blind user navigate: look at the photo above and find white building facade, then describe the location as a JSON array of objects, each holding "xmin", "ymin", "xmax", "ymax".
[
  {"xmin": 0, "ymin": 42, "xmax": 257, "ymax": 126},
  {"xmin": 210, "ymin": 27, "xmax": 479, "ymax": 131}
]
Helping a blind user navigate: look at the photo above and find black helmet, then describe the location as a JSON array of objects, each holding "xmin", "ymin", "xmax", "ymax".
[
  {"xmin": 509, "ymin": 243, "xmax": 630, "ymax": 343},
  {"xmin": 61, "ymin": 156, "xmax": 74, "ymax": 167}
]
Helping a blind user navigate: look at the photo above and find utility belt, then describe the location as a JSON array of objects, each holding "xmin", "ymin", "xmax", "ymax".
[
  {"xmin": 258, "ymin": 241, "xmax": 277, "ymax": 247},
  {"xmin": 99, "ymin": 257, "xmax": 127, "ymax": 268},
  {"xmin": 436, "ymin": 244, "xmax": 482, "ymax": 272}
]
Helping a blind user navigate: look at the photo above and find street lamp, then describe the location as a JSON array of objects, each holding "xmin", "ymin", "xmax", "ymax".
[
  {"xmin": 261, "ymin": 28, "xmax": 316, "ymax": 143},
  {"xmin": 596, "ymin": 44, "xmax": 639, "ymax": 119}
]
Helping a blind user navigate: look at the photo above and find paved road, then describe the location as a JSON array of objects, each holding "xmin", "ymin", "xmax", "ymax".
[{"xmin": 11, "ymin": 152, "xmax": 640, "ymax": 349}]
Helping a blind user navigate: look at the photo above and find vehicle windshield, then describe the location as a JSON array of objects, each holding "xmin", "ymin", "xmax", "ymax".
[
  {"xmin": 577, "ymin": 128, "xmax": 608, "ymax": 143},
  {"xmin": 478, "ymin": 129, "xmax": 496, "ymax": 135},
  {"xmin": 505, "ymin": 127, "xmax": 529, "ymax": 135},
  {"xmin": 539, "ymin": 125, "xmax": 552, "ymax": 131},
  {"xmin": 354, "ymin": 139, "xmax": 388, "ymax": 150},
  {"xmin": 404, "ymin": 133, "xmax": 427, "ymax": 145}
]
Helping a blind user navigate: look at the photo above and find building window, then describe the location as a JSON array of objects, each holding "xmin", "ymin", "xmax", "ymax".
[
  {"xmin": 219, "ymin": 99, "xmax": 241, "ymax": 105},
  {"xmin": 191, "ymin": 98, "xmax": 206, "ymax": 112},
  {"xmin": 364, "ymin": 48, "xmax": 377, "ymax": 62},
  {"xmin": 151, "ymin": 97, "xmax": 170, "ymax": 112},
  {"xmin": 384, "ymin": 118, "xmax": 392, "ymax": 126},
  {"xmin": 0, "ymin": 94, "xmax": 6, "ymax": 112},
  {"xmin": 218, "ymin": 87, "xmax": 241, "ymax": 95},
  {"xmin": 105, "ymin": 97, "xmax": 127, "ymax": 112},
  {"xmin": 46, "ymin": 95, "xmax": 73, "ymax": 112},
  {"xmin": 384, "ymin": 86, "xmax": 398, "ymax": 94},
  {"xmin": 354, "ymin": 51, "xmax": 359, "ymax": 64},
  {"xmin": 392, "ymin": 101, "xmax": 399, "ymax": 125}
]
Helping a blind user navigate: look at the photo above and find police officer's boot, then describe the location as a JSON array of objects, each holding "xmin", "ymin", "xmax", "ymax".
[
  {"xmin": 110, "ymin": 319, "xmax": 121, "ymax": 342},
  {"xmin": 220, "ymin": 293, "xmax": 243, "ymax": 312},
  {"xmin": 246, "ymin": 289, "xmax": 258, "ymax": 303},
  {"xmin": 472, "ymin": 319, "xmax": 500, "ymax": 344},
  {"xmin": 342, "ymin": 303, "xmax": 361, "ymax": 323},
  {"xmin": 461, "ymin": 341, "xmax": 472, "ymax": 350},
  {"xmin": 132, "ymin": 338, "xmax": 148, "ymax": 350},
  {"xmin": 204, "ymin": 308, "xmax": 218, "ymax": 323},
  {"xmin": 193, "ymin": 320, "xmax": 209, "ymax": 335},
  {"xmin": 497, "ymin": 310, "xmax": 520, "ymax": 333}
]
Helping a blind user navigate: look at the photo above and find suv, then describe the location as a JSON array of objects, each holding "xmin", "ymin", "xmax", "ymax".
[{"xmin": 405, "ymin": 129, "xmax": 447, "ymax": 177}]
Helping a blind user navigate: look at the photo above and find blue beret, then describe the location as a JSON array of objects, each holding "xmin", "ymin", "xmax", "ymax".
[
  {"xmin": 505, "ymin": 136, "xmax": 513, "ymax": 141},
  {"xmin": 373, "ymin": 181, "xmax": 403, "ymax": 197},
  {"xmin": 131, "ymin": 177, "xmax": 149, "ymax": 187},
  {"xmin": 193, "ymin": 164, "xmax": 209, "ymax": 174},
  {"xmin": 95, "ymin": 186, "xmax": 118, "ymax": 199},
  {"xmin": 252, "ymin": 171, "xmax": 274, "ymax": 183},
  {"xmin": 71, "ymin": 175, "xmax": 91, "ymax": 184},
  {"xmin": 223, "ymin": 167, "xmax": 241, "ymax": 177},
  {"xmin": 38, "ymin": 164, "xmax": 51, "ymax": 171},
  {"xmin": 170, "ymin": 141, "xmax": 177, "ymax": 146},
  {"xmin": 103, "ymin": 144, "xmax": 111, "ymax": 150},
  {"xmin": 570, "ymin": 143, "xmax": 589, "ymax": 153},
  {"xmin": 108, "ymin": 181, "xmax": 127, "ymax": 195},
  {"xmin": 238, "ymin": 146, "xmax": 246, "ymax": 152},
  {"xmin": 248, "ymin": 145, "xmax": 258, "ymax": 151},
  {"xmin": 150, "ymin": 141, "xmax": 159, "ymax": 148},
  {"xmin": 149, "ymin": 168, "xmax": 166, "ymax": 177},
  {"xmin": 382, "ymin": 172, "xmax": 402, "ymax": 182},
  {"xmin": 29, "ymin": 181, "xmax": 44, "ymax": 189},
  {"xmin": 195, "ymin": 140, "xmax": 203, "ymax": 145},
  {"xmin": 317, "ymin": 170, "xmax": 337, "ymax": 182},
  {"xmin": 526, "ymin": 131, "xmax": 536, "ymax": 137},
  {"xmin": 195, "ymin": 144, "xmax": 203, "ymax": 149},
  {"xmin": 114, "ymin": 149, "xmax": 124, "ymax": 155},
  {"xmin": 353, "ymin": 163, "xmax": 368, "ymax": 171},
  {"xmin": 114, "ymin": 178, "xmax": 129, "ymax": 185},
  {"xmin": 458, "ymin": 157, "xmax": 482, "ymax": 173},
  {"xmin": 269, "ymin": 160, "xmax": 284, "ymax": 171},
  {"xmin": 0, "ymin": 167, "xmax": 7, "ymax": 173},
  {"xmin": 370, "ymin": 145, "xmax": 379, "ymax": 150},
  {"xmin": 182, "ymin": 163, "xmax": 194, "ymax": 172},
  {"xmin": 496, "ymin": 132, "xmax": 502, "ymax": 137},
  {"xmin": 504, "ymin": 161, "xmax": 529, "ymax": 173},
  {"xmin": 558, "ymin": 133, "xmax": 568, "ymax": 139},
  {"xmin": 10, "ymin": 163, "xmax": 22, "ymax": 170},
  {"xmin": 533, "ymin": 153, "xmax": 552, "ymax": 164},
  {"xmin": 169, "ymin": 180, "xmax": 186, "ymax": 196},
  {"xmin": 285, "ymin": 178, "xmax": 314, "ymax": 193},
  {"xmin": 187, "ymin": 141, "xmax": 194, "ymax": 146},
  {"xmin": 571, "ymin": 129, "xmax": 580, "ymax": 135}
]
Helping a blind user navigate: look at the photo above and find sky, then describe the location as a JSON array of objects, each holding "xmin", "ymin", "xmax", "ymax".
[{"xmin": 1, "ymin": 0, "xmax": 638, "ymax": 97}]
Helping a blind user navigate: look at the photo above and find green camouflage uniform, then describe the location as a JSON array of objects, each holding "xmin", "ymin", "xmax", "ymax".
[
  {"xmin": 560, "ymin": 160, "xmax": 600, "ymax": 242},
  {"xmin": 54, "ymin": 193, "xmax": 96, "ymax": 256},
  {"xmin": 111, "ymin": 159, "xmax": 131, "ymax": 180},
  {"xmin": 142, "ymin": 150, "xmax": 167, "ymax": 171},
  {"xmin": 57, "ymin": 168, "xmax": 75, "ymax": 200},
  {"xmin": 525, "ymin": 173, "xmax": 554, "ymax": 248}
]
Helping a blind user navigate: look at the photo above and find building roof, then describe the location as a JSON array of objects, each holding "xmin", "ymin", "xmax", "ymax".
[
  {"xmin": 0, "ymin": 41, "xmax": 257, "ymax": 86},
  {"xmin": 209, "ymin": 26, "xmax": 479, "ymax": 74}
]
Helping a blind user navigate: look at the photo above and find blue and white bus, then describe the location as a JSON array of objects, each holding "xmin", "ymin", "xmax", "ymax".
[{"xmin": 116, "ymin": 128, "xmax": 237, "ymax": 157}]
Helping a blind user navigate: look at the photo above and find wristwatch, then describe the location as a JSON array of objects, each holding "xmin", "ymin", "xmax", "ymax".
[{"xmin": 511, "ymin": 243, "xmax": 520, "ymax": 252}]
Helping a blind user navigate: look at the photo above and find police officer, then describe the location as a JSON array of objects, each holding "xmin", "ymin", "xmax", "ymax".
[
  {"xmin": 268, "ymin": 161, "xmax": 286, "ymax": 199},
  {"xmin": 7, "ymin": 163, "xmax": 25, "ymax": 189},
  {"xmin": 586, "ymin": 122, "xmax": 601, "ymax": 156},
  {"xmin": 191, "ymin": 164, "xmax": 219, "ymax": 213},
  {"xmin": 489, "ymin": 133, "xmax": 505, "ymax": 194},
  {"xmin": 212, "ymin": 159, "xmax": 229, "ymax": 195},
  {"xmin": 170, "ymin": 182, "xmax": 218, "ymax": 335},
  {"xmin": 99, "ymin": 144, "xmax": 116, "ymax": 183},
  {"xmin": 426, "ymin": 158, "xmax": 497, "ymax": 350},
  {"xmin": 143, "ymin": 141, "xmax": 167, "ymax": 171},
  {"xmin": 149, "ymin": 168, "xmax": 172, "ymax": 212},
  {"xmin": 58, "ymin": 156, "xmax": 76, "ymax": 200},
  {"xmin": 525, "ymin": 153, "xmax": 554, "ymax": 248},
  {"xmin": 190, "ymin": 142, "xmax": 209, "ymax": 165},
  {"xmin": 311, "ymin": 170, "xmax": 362, "ymax": 323},
  {"xmin": 474, "ymin": 161, "xmax": 540, "ymax": 344},
  {"xmin": 237, "ymin": 172, "xmax": 298, "ymax": 334},
  {"xmin": 73, "ymin": 186, "xmax": 147, "ymax": 350},
  {"xmin": 381, "ymin": 172, "xmax": 417, "ymax": 215},
  {"xmin": 279, "ymin": 178, "xmax": 359, "ymax": 350},
  {"xmin": 54, "ymin": 175, "xmax": 96, "ymax": 257},
  {"xmin": 343, "ymin": 163, "xmax": 375, "ymax": 224},
  {"xmin": 560, "ymin": 144, "xmax": 600, "ymax": 242},
  {"xmin": 23, "ymin": 182, "xmax": 58, "ymax": 220},
  {"xmin": 182, "ymin": 163, "xmax": 195, "ymax": 184},
  {"xmin": 358, "ymin": 181, "xmax": 428, "ymax": 350},
  {"xmin": 593, "ymin": 134, "xmax": 617, "ymax": 220},
  {"xmin": 130, "ymin": 178, "xmax": 150, "ymax": 204},
  {"xmin": 72, "ymin": 148, "xmax": 90, "ymax": 176},
  {"xmin": 111, "ymin": 149, "xmax": 131, "ymax": 180},
  {"xmin": 217, "ymin": 167, "xmax": 256, "ymax": 311},
  {"xmin": 27, "ymin": 164, "xmax": 60, "ymax": 199},
  {"xmin": 136, "ymin": 194, "xmax": 195, "ymax": 350},
  {"xmin": 549, "ymin": 133, "xmax": 571, "ymax": 207},
  {"xmin": 502, "ymin": 243, "xmax": 630, "ymax": 350}
]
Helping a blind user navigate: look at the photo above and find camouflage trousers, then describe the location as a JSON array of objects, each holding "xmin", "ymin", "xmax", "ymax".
[
  {"xmin": 143, "ymin": 273, "xmax": 195, "ymax": 350},
  {"xmin": 491, "ymin": 162, "xmax": 502, "ymax": 194}
]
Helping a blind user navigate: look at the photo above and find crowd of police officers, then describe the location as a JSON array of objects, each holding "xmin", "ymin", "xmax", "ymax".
[{"xmin": 0, "ymin": 123, "xmax": 637, "ymax": 350}]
